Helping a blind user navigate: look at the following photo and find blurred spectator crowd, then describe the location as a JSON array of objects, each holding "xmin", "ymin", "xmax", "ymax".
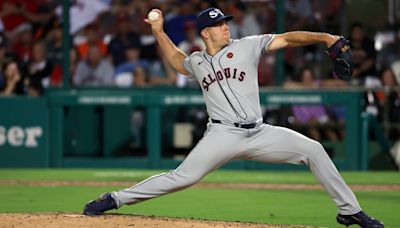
[{"xmin": 0, "ymin": 0, "xmax": 399, "ymax": 142}]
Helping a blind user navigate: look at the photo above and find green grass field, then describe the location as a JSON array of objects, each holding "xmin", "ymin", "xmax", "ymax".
[{"xmin": 0, "ymin": 169, "xmax": 399, "ymax": 227}]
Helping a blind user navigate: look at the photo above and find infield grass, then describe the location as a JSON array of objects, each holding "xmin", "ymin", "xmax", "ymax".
[
  {"xmin": 0, "ymin": 169, "xmax": 399, "ymax": 227},
  {"xmin": 0, "ymin": 169, "xmax": 399, "ymax": 184}
]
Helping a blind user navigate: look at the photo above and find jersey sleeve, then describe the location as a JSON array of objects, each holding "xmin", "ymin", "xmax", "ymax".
[
  {"xmin": 258, "ymin": 34, "xmax": 275, "ymax": 55},
  {"xmin": 183, "ymin": 57, "xmax": 195, "ymax": 78},
  {"xmin": 240, "ymin": 34, "xmax": 275, "ymax": 65}
]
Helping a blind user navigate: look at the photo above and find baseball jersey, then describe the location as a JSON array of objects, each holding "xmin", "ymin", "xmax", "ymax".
[{"xmin": 183, "ymin": 34, "xmax": 275, "ymax": 124}]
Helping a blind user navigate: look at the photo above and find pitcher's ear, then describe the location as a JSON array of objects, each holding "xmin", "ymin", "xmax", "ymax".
[{"xmin": 200, "ymin": 29, "xmax": 208, "ymax": 39}]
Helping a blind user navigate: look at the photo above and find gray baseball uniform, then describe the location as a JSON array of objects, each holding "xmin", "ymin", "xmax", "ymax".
[{"xmin": 111, "ymin": 34, "xmax": 361, "ymax": 216}]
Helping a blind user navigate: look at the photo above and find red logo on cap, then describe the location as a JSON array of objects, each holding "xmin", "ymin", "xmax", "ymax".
[{"xmin": 227, "ymin": 52, "xmax": 233, "ymax": 58}]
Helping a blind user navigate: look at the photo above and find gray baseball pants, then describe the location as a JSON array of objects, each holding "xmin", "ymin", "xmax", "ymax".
[{"xmin": 112, "ymin": 122, "xmax": 361, "ymax": 215}]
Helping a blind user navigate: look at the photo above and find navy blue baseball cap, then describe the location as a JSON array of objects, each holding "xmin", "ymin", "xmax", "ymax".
[{"xmin": 196, "ymin": 7, "xmax": 233, "ymax": 34}]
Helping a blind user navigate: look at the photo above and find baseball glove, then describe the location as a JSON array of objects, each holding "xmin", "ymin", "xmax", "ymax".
[{"xmin": 325, "ymin": 36, "xmax": 353, "ymax": 81}]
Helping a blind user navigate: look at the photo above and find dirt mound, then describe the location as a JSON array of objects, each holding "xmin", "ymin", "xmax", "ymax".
[{"xmin": 0, "ymin": 213, "xmax": 313, "ymax": 228}]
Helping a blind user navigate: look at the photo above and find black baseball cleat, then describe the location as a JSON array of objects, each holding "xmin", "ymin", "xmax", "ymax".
[
  {"xmin": 83, "ymin": 193, "xmax": 117, "ymax": 215},
  {"xmin": 336, "ymin": 211, "xmax": 384, "ymax": 228}
]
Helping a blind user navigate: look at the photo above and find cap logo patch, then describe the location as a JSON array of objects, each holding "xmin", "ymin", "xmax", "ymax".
[{"xmin": 209, "ymin": 9, "xmax": 223, "ymax": 18}]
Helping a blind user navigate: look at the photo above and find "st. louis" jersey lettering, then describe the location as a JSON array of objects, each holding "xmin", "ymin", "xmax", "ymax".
[{"xmin": 202, "ymin": 68, "xmax": 245, "ymax": 91}]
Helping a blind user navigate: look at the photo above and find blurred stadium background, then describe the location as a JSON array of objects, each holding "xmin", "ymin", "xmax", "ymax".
[{"xmin": 0, "ymin": 0, "xmax": 399, "ymax": 171}]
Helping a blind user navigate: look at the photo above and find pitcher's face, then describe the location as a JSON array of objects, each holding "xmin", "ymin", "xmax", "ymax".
[{"xmin": 205, "ymin": 20, "xmax": 230, "ymax": 45}]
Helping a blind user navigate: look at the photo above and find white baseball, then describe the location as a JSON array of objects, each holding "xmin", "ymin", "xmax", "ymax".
[{"xmin": 148, "ymin": 11, "xmax": 160, "ymax": 21}]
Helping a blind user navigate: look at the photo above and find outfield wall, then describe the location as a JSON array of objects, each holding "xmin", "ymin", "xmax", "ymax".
[{"xmin": 0, "ymin": 88, "xmax": 367, "ymax": 170}]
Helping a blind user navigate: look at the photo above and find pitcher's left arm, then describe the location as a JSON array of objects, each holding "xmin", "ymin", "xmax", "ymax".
[{"xmin": 267, "ymin": 31, "xmax": 339, "ymax": 51}]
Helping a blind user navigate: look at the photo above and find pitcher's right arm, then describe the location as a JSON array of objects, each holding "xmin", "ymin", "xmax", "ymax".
[{"xmin": 145, "ymin": 9, "xmax": 189, "ymax": 76}]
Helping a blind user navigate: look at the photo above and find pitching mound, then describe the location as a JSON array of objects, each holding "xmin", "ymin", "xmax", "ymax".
[{"xmin": 0, "ymin": 213, "xmax": 313, "ymax": 228}]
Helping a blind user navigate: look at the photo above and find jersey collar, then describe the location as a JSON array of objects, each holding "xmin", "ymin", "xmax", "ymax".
[{"xmin": 203, "ymin": 39, "xmax": 233, "ymax": 59}]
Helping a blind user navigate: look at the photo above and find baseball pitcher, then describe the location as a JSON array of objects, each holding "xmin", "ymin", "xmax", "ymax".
[{"xmin": 83, "ymin": 7, "xmax": 383, "ymax": 228}]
